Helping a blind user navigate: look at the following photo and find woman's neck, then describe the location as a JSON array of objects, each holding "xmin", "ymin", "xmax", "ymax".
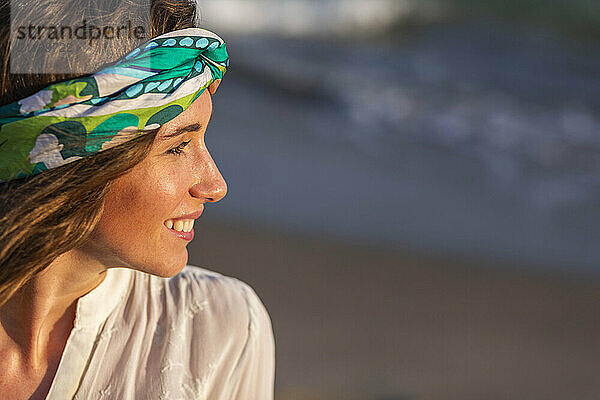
[{"xmin": 0, "ymin": 249, "xmax": 107, "ymax": 368}]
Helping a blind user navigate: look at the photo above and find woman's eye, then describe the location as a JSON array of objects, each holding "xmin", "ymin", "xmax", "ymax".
[{"xmin": 166, "ymin": 140, "xmax": 191, "ymax": 156}]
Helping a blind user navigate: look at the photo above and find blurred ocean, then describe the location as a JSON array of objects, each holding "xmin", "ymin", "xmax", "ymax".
[
  {"xmin": 192, "ymin": 4, "xmax": 600, "ymax": 398},
  {"xmin": 201, "ymin": 14, "xmax": 600, "ymax": 276}
]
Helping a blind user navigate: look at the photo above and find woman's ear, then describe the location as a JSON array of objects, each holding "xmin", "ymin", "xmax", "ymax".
[{"xmin": 208, "ymin": 79, "xmax": 221, "ymax": 95}]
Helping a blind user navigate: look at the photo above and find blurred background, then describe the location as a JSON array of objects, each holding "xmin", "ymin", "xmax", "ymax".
[{"xmin": 188, "ymin": 1, "xmax": 600, "ymax": 399}]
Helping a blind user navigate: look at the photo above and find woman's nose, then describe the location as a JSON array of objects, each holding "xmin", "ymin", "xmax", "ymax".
[{"xmin": 189, "ymin": 151, "xmax": 228, "ymax": 203}]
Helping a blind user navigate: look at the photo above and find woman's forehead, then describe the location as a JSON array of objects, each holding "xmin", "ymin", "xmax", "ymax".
[{"xmin": 158, "ymin": 91, "xmax": 213, "ymax": 140}]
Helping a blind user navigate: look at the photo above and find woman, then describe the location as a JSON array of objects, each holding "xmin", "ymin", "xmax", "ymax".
[{"xmin": 0, "ymin": 1, "xmax": 275, "ymax": 399}]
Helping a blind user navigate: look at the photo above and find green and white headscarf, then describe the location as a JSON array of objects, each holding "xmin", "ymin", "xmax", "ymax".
[{"xmin": 0, "ymin": 27, "xmax": 228, "ymax": 182}]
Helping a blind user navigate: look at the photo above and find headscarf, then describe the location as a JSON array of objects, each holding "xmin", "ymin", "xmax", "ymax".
[{"xmin": 0, "ymin": 27, "xmax": 228, "ymax": 182}]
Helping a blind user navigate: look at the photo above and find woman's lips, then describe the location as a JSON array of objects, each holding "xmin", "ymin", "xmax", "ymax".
[
  {"xmin": 171, "ymin": 208, "xmax": 203, "ymax": 220},
  {"xmin": 163, "ymin": 207, "xmax": 202, "ymax": 241},
  {"xmin": 165, "ymin": 224, "xmax": 194, "ymax": 241}
]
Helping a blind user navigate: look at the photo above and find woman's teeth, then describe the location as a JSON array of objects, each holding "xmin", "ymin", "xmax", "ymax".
[{"xmin": 165, "ymin": 219, "xmax": 194, "ymax": 232}]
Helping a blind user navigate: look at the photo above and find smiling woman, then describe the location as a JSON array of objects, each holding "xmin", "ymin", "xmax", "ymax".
[{"xmin": 0, "ymin": 1, "xmax": 274, "ymax": 399}]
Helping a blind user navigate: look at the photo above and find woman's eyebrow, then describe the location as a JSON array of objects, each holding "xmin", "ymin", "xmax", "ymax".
[{"xmin": 160, "ymin": 122, "xmax": 203, "ymax": 140}]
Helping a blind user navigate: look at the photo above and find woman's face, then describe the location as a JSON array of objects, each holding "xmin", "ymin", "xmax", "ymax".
[{"xmin": 83, "ymin": 89, "xmax": 227, "ymax": 277}]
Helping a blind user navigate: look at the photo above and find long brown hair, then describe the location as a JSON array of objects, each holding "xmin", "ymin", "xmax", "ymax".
[{"xmin": 0, "ymin": 0, "xmax": 199, "ymax": 307}]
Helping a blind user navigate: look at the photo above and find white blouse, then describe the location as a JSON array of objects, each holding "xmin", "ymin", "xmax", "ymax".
[{"xmin": 44, "ymin": 265, "xmax": 275, "ymax": 399}]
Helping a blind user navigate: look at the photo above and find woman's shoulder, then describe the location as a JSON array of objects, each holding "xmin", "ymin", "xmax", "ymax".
[
  {"xmin": 163, "ymin": 266, "xmax": 275, "ymax": 397},
  {"xmin": 83, "ymin": 267, "xmax": 275, "ymax": 398},
  {"xmin": 168, "ymin": 265, "xmax": 268, "ymax": 315},
  {"xmin": 136, "ymin": 264, "xmax": 273, "ymax": 338}
]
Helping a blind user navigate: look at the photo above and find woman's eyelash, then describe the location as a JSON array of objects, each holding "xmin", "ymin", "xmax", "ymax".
[{"xmin": 166, "ymin": 140, "xmax": 191, "ymax": 156}]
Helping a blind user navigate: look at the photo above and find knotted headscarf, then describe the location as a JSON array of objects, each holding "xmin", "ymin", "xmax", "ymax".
[{"xmin": 0, "ymin": 27, "xmax": 228, "ymax": 182}]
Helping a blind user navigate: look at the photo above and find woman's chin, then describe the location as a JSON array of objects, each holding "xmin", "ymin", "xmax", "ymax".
[{"xmin": 139, "ymin": 249, "xmax": 189, "ymax": 278}]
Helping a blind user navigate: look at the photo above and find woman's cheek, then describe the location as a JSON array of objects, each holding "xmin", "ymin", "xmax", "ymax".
[{"xmin": 148, "ymin": 164, "xmax": 189, "ymax": 210}]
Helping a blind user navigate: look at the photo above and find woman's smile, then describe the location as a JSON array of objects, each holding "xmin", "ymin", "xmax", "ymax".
[
  {"xmin": 165, "ymin": 222, "xmax": 195, "ymax": 241},
  {"xmin": 164, "ymin": 208, "xmax": 204, "ymax": 241}
]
